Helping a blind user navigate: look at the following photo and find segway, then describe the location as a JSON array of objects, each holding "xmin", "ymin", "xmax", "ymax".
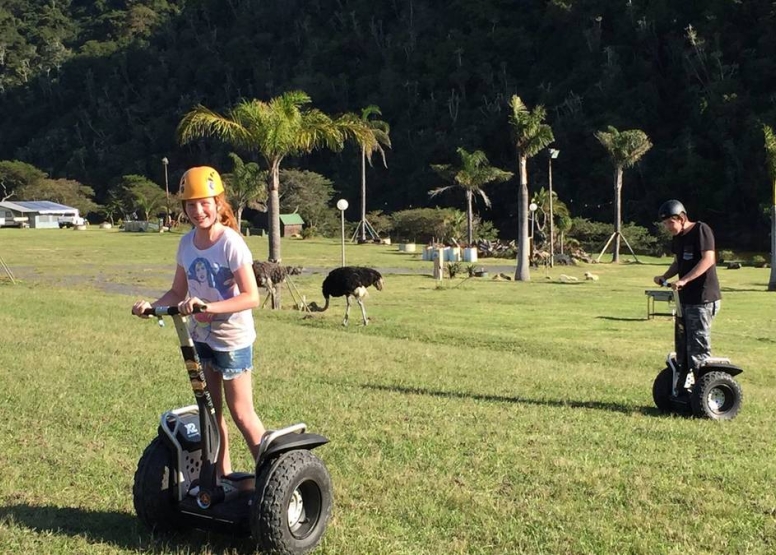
[
  {"xmin": 133, "ymin": 306, "xmax": 332, "ymax": 554},
  {"xmin": 652, "ymin": 282, "xmax": 743, "ymax": 420}
]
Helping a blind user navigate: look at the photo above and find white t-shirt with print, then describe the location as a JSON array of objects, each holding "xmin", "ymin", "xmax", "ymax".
[{"xmin": 176, "ymin": 227, "xmax": 256, "ymax": 351}]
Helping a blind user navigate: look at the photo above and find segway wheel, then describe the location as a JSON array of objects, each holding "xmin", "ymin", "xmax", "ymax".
[
  {"xmin": 690, "ymin": 371, "xmax": 743, "ymax": 421},
  {"xmin": 251, "ymin": 450, "xmax": 333, "ymax": 555},
  {"xmin": 133, "ymin": 437, "xmax": 188, "ymax": 533},
  {"xmin": 652, "ymin": 367, "xmax": 673, "ymax": 412}
]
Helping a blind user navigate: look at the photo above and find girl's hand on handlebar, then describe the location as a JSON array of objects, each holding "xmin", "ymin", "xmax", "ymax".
[
  {"xmin": 178, "ymin": 297, "xmax": 207, "ymax": 315},
  {"xmin": 132, "ymin": 300, "xmax": 152, "ymax": 318}
]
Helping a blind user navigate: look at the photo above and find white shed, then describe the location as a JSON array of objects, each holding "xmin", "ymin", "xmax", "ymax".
[{"xmin": 0, "ymin": 201, "xmax": 81, "ymax": 229}]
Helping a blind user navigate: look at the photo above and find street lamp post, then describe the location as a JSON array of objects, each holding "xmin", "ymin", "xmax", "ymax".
[
  {"xmin": 529, "ymin": 202, "xmax": 538, "ymax": 261},
  {"xmin": 162, "ymin": 157, "xmax": 170, "ymax": 226},
  {"xmin": 336, "ymin": 199, "xmax": 349, "ymax": 267},
  {"xmin": 548, "ymin": 148, "xmax": 559, "ymax": 267}
]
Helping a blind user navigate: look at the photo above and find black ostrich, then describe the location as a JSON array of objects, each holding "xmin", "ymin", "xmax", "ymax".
[{"xmin": 319, "ymin": 266, "xmax": 384, "ymax": 326}]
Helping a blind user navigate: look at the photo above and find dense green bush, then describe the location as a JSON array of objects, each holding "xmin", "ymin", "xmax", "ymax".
[
  {"xmin": 390, "ymin": 208, "xmax": 498, "ymax": 244},
  {"xmin": 366, "ymin": 210, "xmax": 395, "ymax": 237},
  {"xmin": 567, "ymin": 218, "xmax": 661, "ymax": 256}
]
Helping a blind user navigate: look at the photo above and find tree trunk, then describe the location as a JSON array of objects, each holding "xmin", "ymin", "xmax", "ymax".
[
  {"xmin": 612, "ymin": 166, "xmax": 623, "ymax": 263},
  {"xmin": 360, "ymin": 147, "xmax": 367, "ymax": 242},
  {"xmin": 268, "ymin": 160, "xmax": 282, "ymax": 262},
  {"xmin": 548, "ymin": 157, "xmax": 554, "ymax": 268},
  {"xmin": 769, "ymin": 203, "xmax": 776, "ymax": 291},
  {"xmin": 515, "ymin": 154, "xmax": 530, "ymax": 281},
  {"xmin": 236, "ymin": 206, "xmax": 243, "ymax": 233},
  {"xmin": 466, "ymin": 189, "xmax": 473, "ymax": 245}
]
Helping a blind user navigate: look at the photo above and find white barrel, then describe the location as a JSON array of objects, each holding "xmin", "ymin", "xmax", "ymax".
[
  {"xmin": 445, "ymin": 247, "xmax": 461, "ymax": 261},
  {"xmin": 463, "ymin": 247, "xmax": 478, "ymax": 262}
]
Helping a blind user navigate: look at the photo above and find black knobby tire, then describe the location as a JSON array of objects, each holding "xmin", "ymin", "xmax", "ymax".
[
  {"xmin": 251, "ymin": 450, "xmax": 333, "ymax": 555},
  {"xmin": 133, "ymin": 437, "xmax": 187, "ymax": 533},
  {"xmin": 652, "ymin": 367, "xmax": 673, "ymax": 412},
  {"xmin": 690, "ymin": 371, "xmax": 743, "ymax": 421}
]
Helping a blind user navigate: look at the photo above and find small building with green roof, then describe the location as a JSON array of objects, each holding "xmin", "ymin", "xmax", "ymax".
[{"xmin": 278, "ymin": 213, "xmax": 305, "ymax": 237}]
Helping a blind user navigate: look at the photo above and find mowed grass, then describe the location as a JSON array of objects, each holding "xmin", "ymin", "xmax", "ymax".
[{"xmin": 1, "ymin": 228, "xmax": 775, "ymax": 554}]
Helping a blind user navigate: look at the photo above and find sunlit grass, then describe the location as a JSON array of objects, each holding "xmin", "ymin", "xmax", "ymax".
[{"xmin": 1, "ymin": 228, "xmax": 775, "ymax": 554}]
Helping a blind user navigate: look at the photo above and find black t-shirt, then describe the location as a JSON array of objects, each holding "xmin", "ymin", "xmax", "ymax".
[{"xmin": 671, "ymin": 221, "xmax": 721, "ymax": 304}]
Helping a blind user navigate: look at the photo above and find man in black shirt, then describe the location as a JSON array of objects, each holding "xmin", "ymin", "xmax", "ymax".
[{"xmin": 653, "ymin": 200, "xmax": 722, "ymax": 380}]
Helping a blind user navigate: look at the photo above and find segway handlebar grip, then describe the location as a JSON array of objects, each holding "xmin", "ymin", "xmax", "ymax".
[{"xmin": 140, "ymin": 305, "xmax": 207, "ymax": 317}]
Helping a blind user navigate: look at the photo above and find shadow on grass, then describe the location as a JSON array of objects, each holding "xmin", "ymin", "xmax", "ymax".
[
  {"xmin": 0, "ymin": 503, "xmax": 258, "ymax": 554},
  {"xmin": 720, "ymin": 286, "xmax": 770, "ymax": 293},
  {"xmin": 596, "ymin": 316, "xmax": 652, "ymax": 322},
  {"xmin": 362, "ymin": 383, "xmax": 658, "ymax": 416}
]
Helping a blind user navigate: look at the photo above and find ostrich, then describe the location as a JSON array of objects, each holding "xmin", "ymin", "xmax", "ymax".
[
  {"xmin": 318, "ymin": 266, "xmax": 384, "ymax": 326},
  {"xmin": 252, "ymin": 260, "xmax": 289, "ymax": 309}
]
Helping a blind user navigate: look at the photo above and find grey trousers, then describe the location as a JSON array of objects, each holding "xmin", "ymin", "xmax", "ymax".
[{"xmin": 675, "ymin": 300, "xmax": 721, "ymax": 372}]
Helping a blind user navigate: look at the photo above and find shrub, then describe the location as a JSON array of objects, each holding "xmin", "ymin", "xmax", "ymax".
[
  {"xmin": 567, "ymin": 218, "xmax": 661, "ymax": 256},
  {"xmin": 447, "ymin": 261, "xmax": 462, "ymax": 278},
  {"xmin": 718, "ymin": 250, "xmax": 735, "ymax": 263},
  {"xmin": 750, "ymin": 254, "xmax": 767, "ymax": 268},
  {"xmin": 366, "ymin": 210, "xmax": 394, "ymax": 237},
  {"xmin": 475, "ymin": 219, "xmax": 500, "ymax": 241},
  {"xmin": 391, "ymin": 207, "xmax": 499, "ymax": 244}
]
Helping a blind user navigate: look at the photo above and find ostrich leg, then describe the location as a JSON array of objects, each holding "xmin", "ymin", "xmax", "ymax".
[
  {"xmin": 357, "ymin": 298, "xmax": 368, "ymax": 325},
  {"xmin": 343, "ymin": 296, "xmax": 352, "ymax": 326}
]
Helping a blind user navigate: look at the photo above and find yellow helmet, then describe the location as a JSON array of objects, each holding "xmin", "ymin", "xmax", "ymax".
[{"xmin": 179, "ymin": 166, "xmax": 224, "ymax": 200}]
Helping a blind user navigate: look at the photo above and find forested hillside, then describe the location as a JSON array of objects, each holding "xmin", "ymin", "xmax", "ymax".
[{"xmin": 2, "ymin": 0, "xmax": 775, "ymax": 247}]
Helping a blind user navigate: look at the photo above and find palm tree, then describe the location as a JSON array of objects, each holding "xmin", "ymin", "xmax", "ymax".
[
  {"xmin": 763, "ymin": 124, "xmax": 776, "ymax": 291},
  {"xmin": 222, "ymin": 152, "xmax": 267, "ymax": 232},
  {"xmin": 177, "ymin": 91, "xmax": 375, "ymax": 262},
  {"xmin": 430, "ymin": 147, "xmax": 513, "ymax": 246},
  {"xmin": 355, "ymin": 105, "xmax": 391, "ymax": 242},
  {"xmin": 507, "ymin": 96, "xmax": 554, "ymax": 281},
  {"xmin": 595, "ymin": 125, "xmax": 652, "ymax": 263}
]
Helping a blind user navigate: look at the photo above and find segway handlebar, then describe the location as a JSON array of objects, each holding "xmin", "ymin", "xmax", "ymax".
[{"xmin": 140, "ymin": 305, "xmax": 207, "ymax": 317}]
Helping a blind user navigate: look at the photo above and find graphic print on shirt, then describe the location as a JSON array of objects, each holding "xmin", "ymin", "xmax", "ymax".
[{"xmin": 186, "ymin": 257, "xmax": 236, "ymax": 341}]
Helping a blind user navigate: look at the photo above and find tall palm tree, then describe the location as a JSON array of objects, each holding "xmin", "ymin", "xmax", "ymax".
[
  {"xmin": 595, "ymin": 125, "xmax": 652, "ymax": 263},
  {"xmin": 429, "ymin": 147, "xmax": 513, "ymax": 245},
  {"xmin": 222, "ymin": 152, "xmax": 267, "ymax": 232},
  {"xmin": 177, "ymin": 91, "xmax": 375, "ymax": 262},
  {"xmin": 355, "ymin": 105, "xmax": 391, "ymax": 242},
  {"xmin": 763, "ymin": 124, "xmax": 776, "ymax": 290},
  {"xmin": 507, "ymin": 96, "xmax": 554, "ymax": 281}
]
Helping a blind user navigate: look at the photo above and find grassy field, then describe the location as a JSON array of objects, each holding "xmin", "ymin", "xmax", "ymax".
[{"xmin": 1, "ymin": 228, "xmax": 775, "ymax": 554}]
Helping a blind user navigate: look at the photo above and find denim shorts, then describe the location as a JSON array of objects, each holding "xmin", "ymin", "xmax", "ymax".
[{"xmin": 194, "ymin": 342, "xmax": 253, "ymax": 381}]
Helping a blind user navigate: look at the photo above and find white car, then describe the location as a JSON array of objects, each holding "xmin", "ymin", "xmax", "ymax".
[{"xmin": 58, "ymin": 215, "xmax": 86, "ymax": 228}]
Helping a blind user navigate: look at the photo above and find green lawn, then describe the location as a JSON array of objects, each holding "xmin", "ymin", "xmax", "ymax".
[{"xmin": 1, "ymin": 228, "xmax": 775, "ymax": 554}]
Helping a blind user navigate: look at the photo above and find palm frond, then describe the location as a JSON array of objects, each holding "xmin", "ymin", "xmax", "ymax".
[
  {"xmin": 177, "ymin": 105, "xmax": 253, "ymax": 150},
  {"xmin": 596, "ymin": 126, "xmax": 652, "ymax": 168},
  {"xmin": 429, "ymin": 185, "xmax": 455, "ymax": 198},
  {"xmin": 508, "ymin": 96, "xmax": 555, "ymax": 158},
  {"xmin": 762, "ymin": 124, "xmax": 776, "ymax": 180}
]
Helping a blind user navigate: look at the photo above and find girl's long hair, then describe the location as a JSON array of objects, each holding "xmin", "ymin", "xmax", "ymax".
[
  {"xmin": 214, "ymin": 193, "xmax": 238, "ymax": 231},
  {"xmin": 180, "ymin": 192, "xmax": 239, "ymax": 232}
]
